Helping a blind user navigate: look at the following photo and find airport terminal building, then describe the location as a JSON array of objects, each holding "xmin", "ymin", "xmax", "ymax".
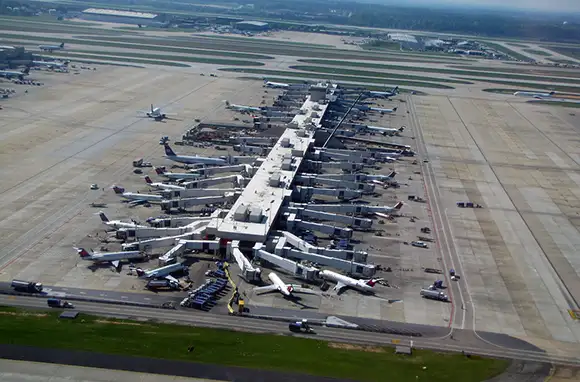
[{"xmin": 81, "ymin": 8, "xmax": 163, "ymax": 26}]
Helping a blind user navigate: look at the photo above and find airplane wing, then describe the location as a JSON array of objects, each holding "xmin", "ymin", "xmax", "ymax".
[
  {"xmin": 332, "ymin": 282, "xmax": 347, "ymax": 293},
  {"xmin": 164, "ymin": 275, "xmax": 179, "ymax": 284},
  {"xmin": 111, "ymin": 260, "xmax": 120, "ymax": 268},
  {"xmin": 253, "ymin": 285, "xmax": 279, "ymax": 295}
]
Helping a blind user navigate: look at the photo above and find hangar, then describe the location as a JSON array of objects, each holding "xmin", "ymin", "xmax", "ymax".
[{"xmin": 81, "ymin": 8, "xmax": 163, "ymax": 26}]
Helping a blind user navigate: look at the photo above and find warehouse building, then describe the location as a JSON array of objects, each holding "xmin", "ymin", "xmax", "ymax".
[
  {"xmin": 81, "ymin": 8, "xmax": 163, "ymax": 26},
  {"xmin": 234, "ymin": 21, "xmax": 269, "ymax": 32}
]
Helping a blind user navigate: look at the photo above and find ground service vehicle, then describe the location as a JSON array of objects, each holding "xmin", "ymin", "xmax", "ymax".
[
  {"xmin": 420, "ymin": 288, "xmax": 449, "ymax": 302},
  {"xmin": 47, "ymin": 298, "xmax": 74, "ymax": 308},
  {"xmin": 289, "ymin": 320, "xmax": 315, "ymax": 334},
  {"xmin": 11, "ymin": 279, "xmax": 43, "ymax": 293}
]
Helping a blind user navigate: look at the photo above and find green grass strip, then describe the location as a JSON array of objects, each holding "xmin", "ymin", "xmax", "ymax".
[
  {"xmin": 220, "ymin": 68, "xmax": 456, "ymax": 89},
  {"xmin": 0, "ymin": 307, "xmax": 509, "ymax": 382},
  {"xmin": 290, "ymin": 65, "xmax": 471, "ymax": 84},
  {"xmin": 50, "ymin": 52, "xmax": 190, "ymax": 67},
  {"xmin": 458, "ymin": 77, "xmax": 580, "ymax": 93}
]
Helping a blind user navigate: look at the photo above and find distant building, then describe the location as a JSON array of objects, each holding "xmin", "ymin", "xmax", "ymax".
[
  {"xmin": 235, "ymin": 21, "xmax": 269, "ymax": 31},
  {"xmin": 387, "ymin": 33, "xmax": 417, "ymax": 44},
  {"xmin": 81, "ymin": 8, "xmax": 162, "ymax": 26}
]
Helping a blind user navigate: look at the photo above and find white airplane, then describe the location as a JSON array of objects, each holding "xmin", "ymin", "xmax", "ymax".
[
  {"xmin": 253, "ymin": 272, "xmax": 317, "ymax": 297},
  {"xmin": 154, "ymin": 167, "xmax": 203, "ymax": 181},
  {"xmin": 135, "ymin": 262, "xmax": 188, "ymax": 284},
  {"xmin": 365, "ymin": 86, "xmax": 399, "ymax": 99},
  {"xmin": 137, "ymin": 104, "xmax": 176, "ymax": 121},
  {"xmin": 365, "ymin": 125, "xmax": 405, "ymax": 136},
  {"xmin": 144, "ymin": 176, "xmax": 185, "ymax": 190},
  {"xmin": 98, "ymin": 211, "xmax": 147, "ymax": 229},
  {"xmin": 75, "ymin": 247, "xmax": 144, "ymax": 268},
  {"xmin": 0, "ymin": 66, "xmax": 29, "ymax": 79},
  {"xmin": 513, "ymin": 90, "xmax": 555, "ymax": 98},
  {"xmin": 164, "ymin": 144, "xmax": 227, "ymax": 166},
  {"xmin": 319, "ymin": 269, "xmax": 381, "ymax": 294},
  {"xmin": 370, "ymin": 106, "xmax": 397, "ymax": 114},
  {"xmin": 374, "ymin": 201, "xmax": 405, "ymax": 217},
  {"xmin": 112, "ymin": 186, "xmax": 163, "ymax": 204},
  {"xmin": 224, "ymin": 100, "xmax": 262, "ymax": 113},
  {"xmin": 33, "ymin": 60, "xmax": 68, "ymax": 69},
  {"xmin": 38, "ymin": 42, "xmax": 64, "ymax": 52},
  {"xmin": 263, "ymin": 80, "xmax": 289, "ymax": 89}
]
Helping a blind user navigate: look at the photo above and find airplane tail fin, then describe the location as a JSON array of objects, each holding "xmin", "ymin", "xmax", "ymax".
[
  {"xmin": 549, "ymin": 91, "xmax": 555, "ymax": 95},
  {"xmin": 394, "ymin": 201, "xmax": 404, "ymax": 210},
  {"xmin": 112, "ymin": 185, "xmax": 125, "ymax": 194},
  {"xmin": 151, "ymin": 104, "xmax": 154, "ymax": 113},
  {"xmin": 287, "ymin": 285, "xmax": 294, "ymax": 294},
  {"xmin": 59, "ymin": 42, "xmax": 64, "ymax": 48},
  {"xmin": 387, "ymin": 171, "xmax": 396, "ymax": 179},
  {"xmin": 154, "ymin": 166, "xmax": 165, "ymax": 175},
  {"xmin": 144, "ymin": 176, "xmax": 153, "ymax": 184},
  {"xmin": 164, "ymin": 144, "xmax": 176, "ymax": 157},
  {"xmin": 224, "ymin": 100, "xmax": 230, "ymax": 107},
  {"xmin": 135, "ymin": 268, "xmax": 145, "ymax": 277},
  {"xmin": 392, "ymin": 107, "xmax": 398, "ymax": 112},
  {"xmin": 22, "ymin": 67, "xmax": 30, "ymax": 75},
  {"xmin": 398, "ymin": 125, "xmax": 404, "ymax": 132},
  {"xmin": 393, "ymin": 86, "xmax": 399, "ymax": 93},
  {"xmin": 76, "ymin": 247, "xmax": 91, "ymax": 257},
  {"xmin": 98, "ymin": 211, "xmax": 109, "ymax": 222},
  {"xmin": 366, "ymin": 279, "xmax": 377, "ymax": 287}
]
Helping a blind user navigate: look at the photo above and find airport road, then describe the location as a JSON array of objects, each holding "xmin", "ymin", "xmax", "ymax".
[
  {"xmin": 406, "ymin": 94, "xmax": 473, "ymax": 333},
  {"xmin": 2, "ymin": 295, "xmax": 580, "ymax": 367}
]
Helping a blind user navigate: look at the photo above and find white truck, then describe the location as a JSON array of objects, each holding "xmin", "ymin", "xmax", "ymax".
[{"xmin": 420, "ymin": 288, "xmax": 448, "ymax": 302}]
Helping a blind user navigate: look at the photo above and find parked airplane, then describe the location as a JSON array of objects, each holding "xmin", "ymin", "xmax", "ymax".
[
  {"xmin": 33, "ymin": 60, "xmax": 68, "ymax": 69},
  {"xmin": 38, "ymin": 42, "xmax": 64, "ymax": 52},
  {"xmin": 135, "ymin": 262, "xmax": 188, "ymax": 284},
  {"xmin": 513, "ymin": 90, "xmax": 555, "ymax": 98},
  {"xmin": 253, "ymin": 272, "xmax": 317, "ymax": 297},
  {"xmin": 0, "ymin": 66, "xmax": 29, "ymax": 80},
  {"xmin": 164, "ymin": 144, "xmax": 227, "ymax": 166},
  {"xmin": 373, "ymin": 201, "xmax": 405, "ymax": 217},
  {"xmin": 75, "ymin": 247, "xmax": 144, "ymax": 268},
  {"xmin": 98, "ymin": 211, "xmax": 147, "ymax": 229},
  {"xmin": 112, "ymin": 186, "xmax": 163, "ymax": 204},
  {"xmin": 144, "ymin": 176, "xmax": 185, "ymax": 190},
  {"xmin": 370, "ymin": 106, "xmax": 397, "ymax": 114},
  {"xmin": 319, "ymin": 269, "xmax": 380, "ymax": 294},
  {"xmin": 224, "ymin": 100, "xmax": 262, "ymax": 113},
  {"xmin": 137, "ymin": 104, "xmax": 177, "ymax": 121},
  {"xmin": 364, "ymin": 86, "xmax": 399, "ymax": 99},
  {"xmin": 263, "ymin": 80, "xmax": 290, "ymax": 89},
  {"xmin": 364, "ymin": 125, "xmax": 405, "ymax": 136},
  {"xmin": 154, "ymin": 167, "xmax": 203, "ymax": 181}
]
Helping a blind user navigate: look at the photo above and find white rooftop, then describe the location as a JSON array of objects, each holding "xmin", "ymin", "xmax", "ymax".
[
  {"xmin": 82, "ymin": 8, "xmax": 158, "ymax": 19},
  {"xmin": 216, "ymin": 94, "xmax": 330, "ymax": 242}
]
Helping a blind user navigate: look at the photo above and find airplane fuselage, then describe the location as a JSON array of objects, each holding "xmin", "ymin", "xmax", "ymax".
[
  {"xmin": 269, "ymin": 272, "xmax": 293, "ymax": 296},
  {"xmin": 139, "ymin": 262, "xmax": 186, "ymax": 279},
  {"xmin": 121, "ymin": 192, "xmax": 163, "ymax": 202},
  {"xmin": 82, "ymin": 251, "xmax": 143, "ymax": 263},
  {"xmin": 165, "ymin": 155, "xmax": 227, "ymax": 166},
  {"xmin": 319, "ymin": 270, "xmax": 375, "ymax": 293}
]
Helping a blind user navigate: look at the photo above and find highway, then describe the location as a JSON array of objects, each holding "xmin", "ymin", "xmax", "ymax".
[{"xmin": 2, "ymin": 294, "xmax": 580, "ymax": 367}]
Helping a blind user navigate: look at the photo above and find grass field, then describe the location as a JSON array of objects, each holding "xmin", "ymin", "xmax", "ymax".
[
  {"xmin": 448, "ymin": 64, "xmax": 580, "ymax": 78},
  {"xmin": 522, "ymin": 49, "xmax": 552, "ymax": 57},
  {"xmin": 480, "ymin": 41, "xmax": 532, "ymax": 61},
  {"xmin": 221, "ymin": 68, "xmax": 456, "ymax": 89},
  {"xmin": 507, "ymin": 43, "xmax": 529, "ymax": 48},
  {"xmin": 50, "ymin": 52, "xmax": 191, "ymax": 67},
  {"xmin": 290, "ymin": 65, "xmax": 472, "ymax": 84},
  {"xmin": 297, "ymin": 59, "xmax": 580, "ymax": 84},
  {"xmin": 192, "ymin": 34, "xmax": 334, "ymax": 48},
  {"xmin": 0, "ymin": 307, "xmax": 509, "ymax": 382},
  {"xmin": 0, "ymin": 33, "xmax": 273, "ymax": 60},
  {"xmin": 541, "ymin": 46, "xmax": 580, "ymax": 61},
  {"xmin": 0, "ymin": 18, "xmax": 124, "ymax": 35},
  {"xmin": 67, "ymin": 49, "xmax": 264, "ymax": 66},
  {"xmin": 482, "ymin": 88, "xmax": 519, "ymax": 94},
  {"xmin": 458, "ymin": 77, "xmax": 580, "ymax": 93},
  {"xmin": 82, "ymin": 35, "xmax": 470, "ymax": 63},
  {"xmin": 0, "ymin": 16, "xmax": 102, "ymax": 27},
  {"xmin": 527, "ymin": 100, "xmax": 580, "ymax": 108}
]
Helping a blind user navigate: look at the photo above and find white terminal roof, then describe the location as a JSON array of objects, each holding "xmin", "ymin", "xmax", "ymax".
[
  {"xmin": 216, "ymin": 94, "xmax": 329, "ymax": 242},
  {"xmin": 82, "ymin": 8, "xmax": 159, "ymax": 19}
]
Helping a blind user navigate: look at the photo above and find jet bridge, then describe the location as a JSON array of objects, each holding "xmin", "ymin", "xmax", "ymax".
[
  {"xmin": 295, "ymin": 175, "xmax": 375, "ymax": 194},
  {"xmin": 162, "ymin": 188, "xmax": 238, "ymax": 199},
  {"xmin": 231, "ymin": 136, "xmax": 277, "ymax": 146},
  {"xmin": 161, "ymin": 194, "xmax": 237, "ymax": 212},
  {"xmin": 183, "ymin": 175, "xmax": 244, "ymax": 189},
  {"xmin": 284, "ymin": 213, "xmax": 353, "ymax": 239},
  {"xmin": 309, "ymin": 150, "xmax": 377, "ymax": 165},
  {"xmin": 273, "ymin": 242, "xmax": 376, "ymax": 277},
  {"xmin": 304, "ymin": 160, "xmax": 365, "ymax": 173},
  {"xmin": 148, "ymin": 216, "xmax": 211, "ymax": 228},
  {"xmin": 284, "ymin": 207, "xmax": 373, "ymax": 229},
  {"xmin": 118, "ymin": 220, "xmax": 212, "ymax": 241},
  {"xmin": 253, "ymin": 243, "xmax": 319, "ymax": 281},
  {"xmin": 294, "ymin": 186, "xmax": 361, "ymax": 201},
  {"xmin": 122, "ymin": 232, "xmax": 197, "ymax": 252},
  {"xmin": 274, "ymin": 231, "xmax": 367, "ymax": 262},
  {"xmin": 290, "ymin": 202, "xmax": 400, "ymax": 216},
  {"xmin": 190, "ymin": 164, "xmax": 251, "ymax": 177},
  {"xmin": 234, "ymin": 144, "xmax": 270, "ymax": 156},
  {"xmin": 228, "ymin": 241, "xmax": 261, "ymax": 282}
]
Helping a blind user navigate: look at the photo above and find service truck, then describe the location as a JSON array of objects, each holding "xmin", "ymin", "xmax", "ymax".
[
  {"xmin": 420, "ymin": 288, "xmax": 449, "ymax": 302},
  {"xmin": 11, "ymin": 279, "xmax": 43, "ymax": 293},
  {"xmin": 289, "ymin": 319, "xmax": 315, "ymax": 334},
  {"xmin": 47, "ymin": 298, "xmax": 74, "ymax": 309}
]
